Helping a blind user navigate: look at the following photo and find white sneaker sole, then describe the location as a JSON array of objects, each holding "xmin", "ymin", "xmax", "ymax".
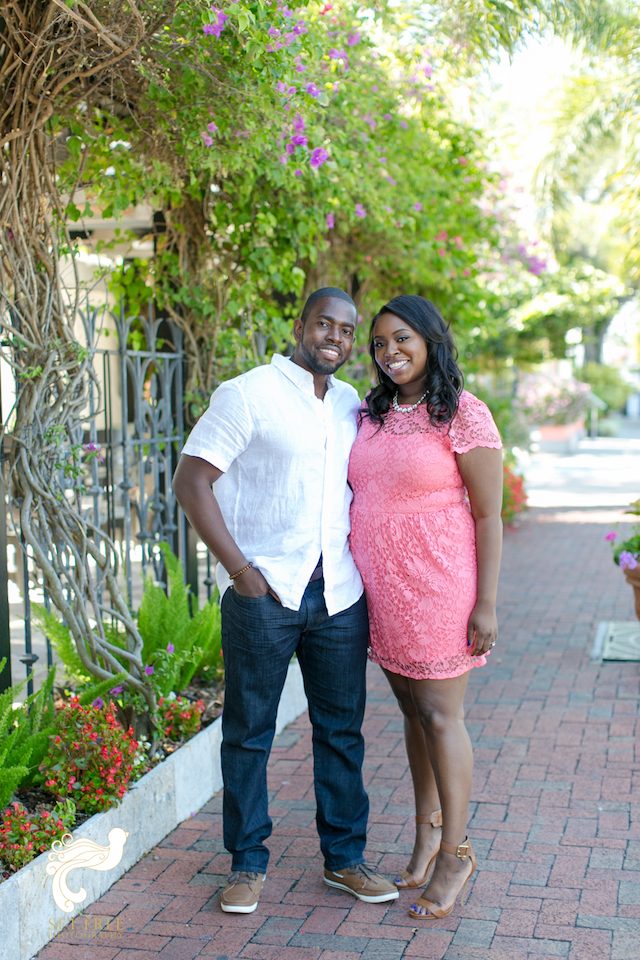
[
  {"xmin": 220, "ymin": 900, "xmax": 259, "ymax": 913},
  {"xmin": 324, "ymin": 877, "xmax": 399, "ymax": 902}
]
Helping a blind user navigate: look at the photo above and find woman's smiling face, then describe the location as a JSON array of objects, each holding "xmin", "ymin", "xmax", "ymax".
[{"xmin": 372, "ymin": 312, "xmax": 428, "ymax": 394}]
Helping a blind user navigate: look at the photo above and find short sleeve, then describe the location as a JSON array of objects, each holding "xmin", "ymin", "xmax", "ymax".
[
  {"xmin": 448, "ymin": 392, "xmax": 502, "ymax": 455},
  {"xmin": 181, "ymin": 380, "xmax": 253, "ymax": 472}
]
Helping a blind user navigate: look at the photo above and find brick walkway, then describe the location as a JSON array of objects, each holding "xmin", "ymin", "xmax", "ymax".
[{"xmin": 39, "ymin": 507, "xmax": 640, "ymax": 960}]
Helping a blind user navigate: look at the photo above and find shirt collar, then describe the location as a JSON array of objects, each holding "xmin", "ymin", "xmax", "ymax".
[{"xmin": 271, "ymin": 353, "xmax": 335, "ymax": 394}]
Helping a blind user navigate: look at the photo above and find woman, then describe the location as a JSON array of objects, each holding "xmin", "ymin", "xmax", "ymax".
[{"xmin": 348, "ymin": 295, "xmax": 503, "ymax": 920}]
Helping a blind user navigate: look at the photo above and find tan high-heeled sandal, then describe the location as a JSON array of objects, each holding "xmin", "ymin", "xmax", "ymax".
[
  {"xmin": 394, "ymin": 809, "xmax": 442, "ymax": 889},
  {"xmin": 408, "ymin": 837, "xmax": 476, "ymax": 919}
]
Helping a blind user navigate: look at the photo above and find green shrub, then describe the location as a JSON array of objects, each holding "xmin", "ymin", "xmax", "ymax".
[
  {"xmin": 137, "ymin": 544, "xmax": 222, "ymax": 697},
  {"xmin": 0, "ymin": 660, "xmax": 57, "ymax": 811},
  {"xmin": 578, "ymin": 362, "xmax": 633, "ymax": 412},
  {"xmin": 33, "ymin": 544, "xmax": 223, "ymax": 700}
]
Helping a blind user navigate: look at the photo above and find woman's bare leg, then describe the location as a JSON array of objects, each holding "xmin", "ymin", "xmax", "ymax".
[
  {"xmin": 383, "ymin": 669, "xmax": 442, "ymax": 884},
  {"xmin": 405, "ymin": 671, "xmax": 474, "ymax": 914}
]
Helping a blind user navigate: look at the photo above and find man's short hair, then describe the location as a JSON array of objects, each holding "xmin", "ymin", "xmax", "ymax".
[{"xmin": 300, "ymin": 287, "xmax": 356, "ymax": 325}]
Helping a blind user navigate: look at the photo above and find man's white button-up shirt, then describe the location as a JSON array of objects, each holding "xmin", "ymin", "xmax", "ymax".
[{"xmin": 181, "ymin": 353, "xmax": 364, "ymax": 615}]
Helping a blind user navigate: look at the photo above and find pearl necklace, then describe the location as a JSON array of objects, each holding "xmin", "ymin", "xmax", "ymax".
[{"xmin": 392, "ymin": 390, "xmax": 428, "ymax": 413}]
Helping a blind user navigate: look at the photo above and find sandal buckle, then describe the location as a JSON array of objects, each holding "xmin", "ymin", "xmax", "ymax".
[{"xmin": 455, "ymin": 841, "xmax": 470, "ymax": 860}]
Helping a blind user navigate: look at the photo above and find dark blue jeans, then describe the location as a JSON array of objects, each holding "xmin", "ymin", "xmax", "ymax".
[{"xmin": 220, "ymin": 579, "xmax": 369, "ymax": 874}]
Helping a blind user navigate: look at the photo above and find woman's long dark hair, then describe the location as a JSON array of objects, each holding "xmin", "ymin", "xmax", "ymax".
[{"xmin": 362, "ymin": 295, "xmax": 463, "ymax": 428}]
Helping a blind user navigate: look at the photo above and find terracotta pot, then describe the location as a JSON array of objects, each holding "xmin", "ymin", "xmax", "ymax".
[{"xmin": 623, "ymin": 565, "xmax": 640, "ymax": 621}]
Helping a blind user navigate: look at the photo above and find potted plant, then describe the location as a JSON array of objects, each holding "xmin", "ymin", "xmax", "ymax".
[{"xmin": 607, "ymin": 499, "xmax": 640, "ymax": 620}]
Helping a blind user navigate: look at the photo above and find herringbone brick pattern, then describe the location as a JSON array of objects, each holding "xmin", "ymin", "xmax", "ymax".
[{"xmin": 37, "ymin": 507, "xmax": 640, "ymax": 960}]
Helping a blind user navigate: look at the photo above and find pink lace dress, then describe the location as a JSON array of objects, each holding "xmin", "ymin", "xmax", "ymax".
[{"xmin": 348, "ymin": 390, "xmax": 502, "ymax": 680}]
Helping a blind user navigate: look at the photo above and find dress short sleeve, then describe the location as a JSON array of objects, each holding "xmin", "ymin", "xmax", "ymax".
[
  {"xmin": 448, "ymin": 391, "xmax": 502, "ymax": 454},
  {"xmin": 182, "ymin": 380, "xmax": 253, "ymax": 472}
]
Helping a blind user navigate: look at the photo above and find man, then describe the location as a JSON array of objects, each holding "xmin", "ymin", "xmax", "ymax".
[{"xmin": 173, "ymin": 288, "xmax": 398, "ymax": 914}]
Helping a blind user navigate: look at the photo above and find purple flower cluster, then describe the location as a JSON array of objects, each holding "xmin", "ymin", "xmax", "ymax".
[
  {"xmin": 310, "ymin": 147, "xmax": 329, "ymax": 169},
  {"xmin": 203, "ymin": 6, "xmax": 228, "ymax": 38},
  {"xmin": 619, "ymin": 551, "xmax": 638, "ymax": 570}
]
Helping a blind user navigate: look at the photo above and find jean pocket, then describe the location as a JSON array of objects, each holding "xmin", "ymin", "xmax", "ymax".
[{"xmin": 231, "ymin": 589, "xmax": 271, "ymax": 604}]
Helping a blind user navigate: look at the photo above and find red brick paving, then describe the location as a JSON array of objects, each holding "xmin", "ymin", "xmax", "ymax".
[{"xmin": 37, "ymin": 507, "xmax": 640, "ymax": 959}]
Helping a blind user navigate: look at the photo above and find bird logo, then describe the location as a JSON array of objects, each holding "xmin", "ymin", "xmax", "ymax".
[{"xmin": 47, "ymin": 828, "xmax": 129, "ymax": 913}]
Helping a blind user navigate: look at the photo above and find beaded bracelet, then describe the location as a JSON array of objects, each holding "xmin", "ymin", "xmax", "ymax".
[{"xmin": 229, "ymin": 561, "xmax": 253, "ymax": 580}]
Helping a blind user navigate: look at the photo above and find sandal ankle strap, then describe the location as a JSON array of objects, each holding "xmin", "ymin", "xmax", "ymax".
[
  {"xmin": 440, "ymin": 836, "xmax": 471, "ymax": 860},
  {"xmin": 415, "ymin": 809, "xmax": 442, "ymax": 828}
]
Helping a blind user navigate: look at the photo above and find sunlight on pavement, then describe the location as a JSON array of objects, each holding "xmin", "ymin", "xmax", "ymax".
[{"xmin": 523, "ymin": 429, "xmax": 640, "ymax": 511}]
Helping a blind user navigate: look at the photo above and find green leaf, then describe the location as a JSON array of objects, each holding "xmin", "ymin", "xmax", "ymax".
[
  {"xmin": 66, "ymin": 203, "xmax": 81, "ymax": 223},
  {"xmin": 66, "ymin": 136, "xmax": 83, "ymax": 158}
]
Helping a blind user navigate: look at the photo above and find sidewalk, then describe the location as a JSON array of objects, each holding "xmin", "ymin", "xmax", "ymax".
[{"xmin": 38, "ymin": 506, "xmax": 640, "ymax": 960}]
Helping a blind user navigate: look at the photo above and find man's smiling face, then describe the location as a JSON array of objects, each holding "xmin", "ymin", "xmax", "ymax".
[{"xmin": 293, "ymin": 296, "xmax": 357, "ymax": 375}]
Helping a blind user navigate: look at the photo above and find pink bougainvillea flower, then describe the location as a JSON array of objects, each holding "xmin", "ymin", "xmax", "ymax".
[
  {"xmin": 355, "ymin": 204, "xmax": 367, "ymax": 219},
  {"xmin": 383, "ymin": 113, "xmax": 392, "ymax": 120},
  {"xmin": 306, "ymin": 82, "xmax": 319, "ymax": 97},
  {"xmin": 201, "ymin": 133, "xmax": 214, "ymax": 146},
  {"xmin": 605, "ymin": 531, "xmax": 617, "ymax": 541},
  {"xmin": 282, "ymin": 5, "xmax": 294, "ymax": 16},
  {"xmin": 291, "ymin": 134, "xmax": 308, "ymax": 146},
  {"xmin": 435, "ymin": 230, "xmax": 448, "ymax": 241},
  {"xmin": 284, "ymin": 32, "xmax": 296, "ymax": 45},
  {"xmin": 293, "ymin": 113, "xmax": 305, "ymax": 133},
  {"xmin": 372, "ymin": 85, "xmax": 379, "ymax": 92},
  {"xmin": 285, "ymin": 142, "xmax": 295, "ymax": 154},
  {"xmin": 92, "ymin": 697, "xmax": 104, "ymax": 709},
  {"xmin": 295, "ymin": 63, "xmax": 306, "ymax": 72},
  {"xmin": 294, "ymin": 169, "xmax": 303, "ymax": 177},
  {"xmin": 437, "ymin": 248, "xmax": 446, "ymax": 257},
  {"xmin": 268, "ymin": 26, "xmax": 282, "ymax": 38},
  {"xmin": 619, "ymin": 551, "xmax": 638, "ymax": 570},
  {"xmin": 423, "ymin": 64, "xmax": 433, "ymax": 78},
  {"xmin": 286, "ymin": 85, "xmax": 297, "ymax": 96},
  {"xmin": 293, "ymin": 20, "xmax": 308, "ymax": 35},
  {"xmin": 400, "ymin": 120, "xmax": 408, "ymax": 129},
  {"xmin": 310, "ymin": 147, "xmax": 329, "ymax": 168},
  {"xmin": 458, "ymin": 157, "xmax": 468, "ymax": 165},
  {"xmin": 279, "ymin": 154, "xmax": 289, "ymax": 164},
  {"xmin": 385, "ymin": 205, "xmax": 393, "ymax": 213},
  {"xmin": 144, "ymin": 665, "xmax": 154, "ymax": 676},
  {"xmin": 276, "ymin": 81, "xmax": 288, "ymax": 94},
  {"xmin": 207, "ymin": 121, "xmax": 218, "ymax": 134},
  {"xmin": 320, "ymin": 3, "xmax": 333, "ymax": 13},
  {"xmin": 347, "ymin": 32, "xmax": 361, "ymax": 46},
  {"xmin": 463, "ymin": 268, "xmax": 471, "ymax": 277},
  {"xmin": 453, "ymin": 235, "xmax": 463, "ymax": 248},
  {"xmin": 386, "ymin": 175, "xmax": 397, "ymax": 185},
  {"xmin": 110, "ymin": 685, "xmax": 124, "ymax": 695},
  {"xmin": 326, "ymin": 213, "xmax": 335, "ymax": 229},
  {"xmin": 328, "ymin": 48, "xmax": 347, "ymax": 60},
  {"xmin": 167, "ymin": 643, "xmax": 175, "ymax": 654},
  {"xmin": 379, "ymin": 156, "xmax": 387, "ymax": 163},
  {"xmin": 413, "ymin": 202, "xmax": 422, "ymax": 211}
]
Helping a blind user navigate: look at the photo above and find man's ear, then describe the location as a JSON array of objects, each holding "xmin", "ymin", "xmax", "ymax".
[{"xmin": 292, "ymin": 317, "xmax": 303, "ymax": 343}]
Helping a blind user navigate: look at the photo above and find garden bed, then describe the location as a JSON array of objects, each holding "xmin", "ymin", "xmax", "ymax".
[{"xmin": 0, "ymin": 660, "xmax": 307, "ymax": 960}]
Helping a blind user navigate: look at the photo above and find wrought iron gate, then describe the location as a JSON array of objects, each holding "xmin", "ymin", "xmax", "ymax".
[{"xmin": 0, "ymin": 301, "xmax": 202, "ymax": 695}]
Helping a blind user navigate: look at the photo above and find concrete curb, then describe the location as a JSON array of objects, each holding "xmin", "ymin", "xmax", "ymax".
[{"xmin": 0, "ymin": 661, "xmax": 307, "ymax": 960}]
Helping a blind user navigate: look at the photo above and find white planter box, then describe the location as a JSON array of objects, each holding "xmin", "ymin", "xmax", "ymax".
[{"xmin": 0, "ymin": 661, "xmax": 307, "ymax": 960}]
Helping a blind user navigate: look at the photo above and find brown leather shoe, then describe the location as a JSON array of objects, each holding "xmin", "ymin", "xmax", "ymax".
[
  {"xmin": 324, "ymin": 863, "xmax": 399, "ymax": 903},
  {"xmin": 220, "ymin": 871, "xmax": 265, "ymax": 913}
]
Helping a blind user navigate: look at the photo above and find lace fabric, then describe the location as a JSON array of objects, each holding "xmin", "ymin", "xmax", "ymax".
[{"xmin": 348, "ymin": 390, "xmax": 502, "ymax": 680}]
